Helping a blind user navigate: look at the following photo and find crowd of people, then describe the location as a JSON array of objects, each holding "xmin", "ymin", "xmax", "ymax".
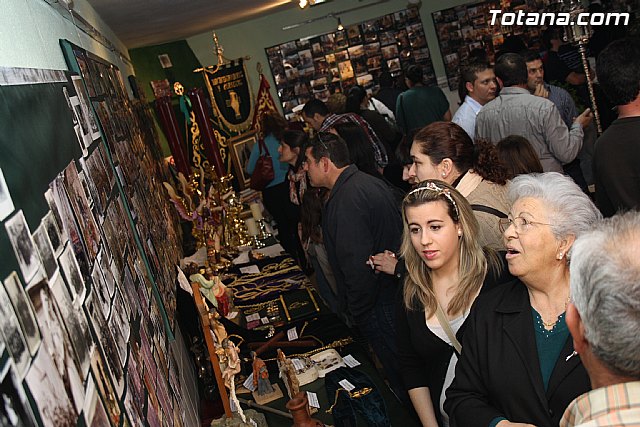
[{"xmin": 245, "ymin": 29, "xmax": 640, "ymax": 427}]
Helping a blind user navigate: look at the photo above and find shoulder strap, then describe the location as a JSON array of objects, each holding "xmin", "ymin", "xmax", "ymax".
[
  {"xmin": 435, "ymin": 303, "xmax": 462, "ymax": 355},
  {"xmin": 471, "ymin": 204, "xmax": 507, "ymax": 219},
  {"xmin": 258, "ymin": 138, "xmax": 269, "ymax": 156}
]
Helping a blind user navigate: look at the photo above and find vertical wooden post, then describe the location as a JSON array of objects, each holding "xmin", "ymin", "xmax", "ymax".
[{"xmin": 192, "ymin": 283, "xmax": 233, "ymax": 419}]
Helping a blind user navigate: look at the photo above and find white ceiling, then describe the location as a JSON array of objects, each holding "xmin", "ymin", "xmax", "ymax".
[{"xmin": 86, "ymin": 0, "xmax": 300, "ymax": 48}]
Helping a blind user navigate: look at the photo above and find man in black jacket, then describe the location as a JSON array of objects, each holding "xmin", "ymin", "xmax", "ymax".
[{"xmin": 303, "ymin": 132, "xmax": 404, "ymax": 399}]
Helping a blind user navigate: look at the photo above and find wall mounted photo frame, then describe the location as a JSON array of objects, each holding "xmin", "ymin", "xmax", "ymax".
[
  {"xmin": 229, "ymin": 130, "xmax": 258, "ymax": 190},
  {"xmin": 266, "ymin": 8, "xmax": 436, "ymax": 117}
]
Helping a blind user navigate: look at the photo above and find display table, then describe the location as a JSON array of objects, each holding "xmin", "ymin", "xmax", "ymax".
[{"xmin": 189, "ymin": 245, "xmax": 419, "ymax": 426}]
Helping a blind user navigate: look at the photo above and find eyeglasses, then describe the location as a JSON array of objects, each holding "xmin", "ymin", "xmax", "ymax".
[{"xmin": 498, "ymin": 216, "xmax": 552, "ymax": 233}]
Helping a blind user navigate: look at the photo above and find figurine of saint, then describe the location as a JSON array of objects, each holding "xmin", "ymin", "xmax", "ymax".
[
  {"xmin": 251, "ymin": 351, "xmax": 274, "ymax": 395},
  {"xmin": 277, "ymin": 349, "xmax": 300, "ymax": 399},
  {"xmin": 221, "ymin": 338, "xmax": 241, "ymax": 389}
]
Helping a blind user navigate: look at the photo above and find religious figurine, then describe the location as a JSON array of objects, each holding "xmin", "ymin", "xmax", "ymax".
[
  {"xmin": 189, "ymin": 270, "xmax": 233, "ymax": 316},
  {"xmin": 221, "ymin": 338, "xmax": 247, "ymax": 423},
  {"xmin": 221, "ymin": 338, "xmax": 240, "ymax": 389},
  {"xmin": 277, "ymin": 349, "xmax": 300, "ymax": 399},
  {"xmin": 251, "ymin": 351, "xmax": 274, "ymax": 395}
]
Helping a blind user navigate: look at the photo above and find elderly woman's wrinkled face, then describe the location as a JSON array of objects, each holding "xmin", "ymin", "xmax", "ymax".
[{"xmin": 503, "ymin": 197, "xmax": 560, "ymax": 283}]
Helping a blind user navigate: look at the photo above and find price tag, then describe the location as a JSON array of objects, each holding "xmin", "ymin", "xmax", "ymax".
[
  {"xmin": 240, "ymin": 265, "xmax": 261, "ymax": 274},
  {"xmin": 291, "ymin": 358, "xmax": 305, "ymax": 371},
  {"xmin": 226, "ymin": 311, "xmax": 238, "ymax": 320},
  {"xmin": 245, "ymin": 313, "xmax": 260, "ymax": 322},
  {"xmin": 307, "ymin": 391, "xmax": 320, "ymax": 408},
  {"xmin": 229, "ymin": 396, "xmax": 237, "ymax": 412},
  {"xmin": 260, "ymin": 317, "xmax": 269, "ymax": 324},
  {"xmin": 242, "ymin": 373, "xmax": 256, "ymax": 391},
  {"xmin": 343, "ymin": 354, "xmax": 361, "ymax": 368},
  {"xmin": 287, "ymin": 327, "xmax": 298, "ymax": 341},
  {"xmin": 338, "ymin": 379, "xmax": 355, "ymax": 392}
]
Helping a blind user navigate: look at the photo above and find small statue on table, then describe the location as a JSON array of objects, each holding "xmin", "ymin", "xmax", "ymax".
[
  {"xmin": 277, "ymin": 349, "xmax": 300, "ymax": 399},
  {"xmin": 190, "ymin": 268, "xmax": 234, "ymax": 317},
  {"xmin": 252, "ymin": 351, "xmax": 273, "ymax": 395},
  {"xmin": 250, "ymin": 351, "xmax": 282, "ymax": 404}
]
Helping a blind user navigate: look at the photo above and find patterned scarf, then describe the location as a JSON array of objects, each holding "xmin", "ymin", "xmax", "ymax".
[{"xmin": 288, "ymin": 168, "xmax": 307, "ymax": 205}]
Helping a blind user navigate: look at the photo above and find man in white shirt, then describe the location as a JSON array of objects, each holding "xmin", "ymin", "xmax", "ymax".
[{"xmin": 452, "ymin": 62, "xmax": 497, "ymax": 140}]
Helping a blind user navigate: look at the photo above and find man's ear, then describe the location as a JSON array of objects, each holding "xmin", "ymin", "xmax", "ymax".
[
  {"xmin": 496, "ymin": 76, "xmax": 504, "ymax": 89},
  {"xmin": 321, "ymin": 156, "xmax": 330, "ymax": 173},
  {"xmin": 465, "ymin": 81, "xmax": 474, "ymax": 95},
  {"xmin": 566, "ymin": 302, "xmax": 589, "ymax": 354}
]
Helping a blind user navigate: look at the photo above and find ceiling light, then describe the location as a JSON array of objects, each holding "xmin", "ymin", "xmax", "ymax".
[
  {"xmin": 337, "ymin": 17, "xmax": 344, "ymax": 31},
  {"xmin": 299, "ymin": 0, "xmax": 308, "ymax": 8}
]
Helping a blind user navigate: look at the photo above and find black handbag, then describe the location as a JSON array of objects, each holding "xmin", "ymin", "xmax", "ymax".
[{"xmin": 250, "ymin": 138, "xmax": 275, "ymax": 191}]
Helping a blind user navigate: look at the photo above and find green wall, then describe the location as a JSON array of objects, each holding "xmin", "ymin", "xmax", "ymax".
[
  {"xmin": 129, "ymin": 40, "xmax": 206, "ymax": 156},
  {"xmin": 0, "ymin": 0, "xmax": 132, "ymax": 77},
  {"xmin": 129, "ymin": 40, "xmax": 204, "ymax": 103}
]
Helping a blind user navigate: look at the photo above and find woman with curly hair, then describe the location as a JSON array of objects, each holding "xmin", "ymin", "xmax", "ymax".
[{"xmin": 408, "ymin": 121, "xmax": 509, "ymax": 249}]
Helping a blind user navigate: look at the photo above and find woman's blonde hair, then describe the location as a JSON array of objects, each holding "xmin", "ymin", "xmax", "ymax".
[{"xmin": 400, "ymin": 180, "xmax": 496, "ymax": 316}]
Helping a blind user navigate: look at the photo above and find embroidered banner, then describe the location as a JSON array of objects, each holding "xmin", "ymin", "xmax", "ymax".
[
  {"xmin": 251, "ymin": 71, "xmax": 279, "ymax": 137},
  {"xmin": 202, "ymin": 59, "xmax": 254, "ymax": 133}
]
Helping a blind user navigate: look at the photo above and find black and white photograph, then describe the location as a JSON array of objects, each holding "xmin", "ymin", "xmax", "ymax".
[
  {"xmin": 28, "ymin": 277, "xmax": 85, "ymax": 414},
  {"xmin": 85, "ymin": 294, "xmax": 125, "ymax": 397},
  {"xmin": 0, "ymin": 167, "xmax": 14, "ymax": 222},
  {"xmin": 4, "ymin": 210, "xmax": 40, "ymax": 283},
  {"xmin": 59, "ymin": 243, "xmax": 86, "ymax": 304},
  {"xmin": 50, "ymin": 272, "xmax": 93, "ymax": 378},
  {"xmin": 33, "ymin": 222, "xmax": 58, "ymax": 280},
  {"xmin": 108, "ymin": 288, "xmax": 129, "ymax": 367},
  {"xmin": 43, "ymin": 188, "xmax": 68, "ymax": 245},
  {"xmin": 71, "ymin": 75, "xmax": 100, "ymax": 142},
  {"xmin": 0, "ymin": 363, "xmax": 37, "ymax": 426},
  {"xmin": 63, "ymin": 161, "xmax": 101, "ymax": 260},
  {"xmin": 3, "ymin": 271, "xmax": 40, "ymax": 357},
  {"xmin": 90, "ymin": 350, "xmax": 122, "ymax": 425},
  {"xmin": 50, "ymin": 176, "xmax": 90, "ymax": 280},
  {"xmin": 82, "ymin": 375, "xmax": 111, "ymax": 427},
  {"xmin": 0, "ymin": 280, "xmax": 30, "ymax": 379},
  {"xmin": 42, "ymin": 211, "xmax": 64, "ymax": 257},
  {"xmin": 25, "ymin": 346, "xmax": 78, "ymax": 427},
  {"xmin": 91, "ymin": 261, "xmax": 112, "ymax": 319}
]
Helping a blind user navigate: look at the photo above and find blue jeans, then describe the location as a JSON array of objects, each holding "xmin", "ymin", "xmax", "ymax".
[{"xmin": 355, "ymin": 292, "xmax": 405, "ymax": 403}]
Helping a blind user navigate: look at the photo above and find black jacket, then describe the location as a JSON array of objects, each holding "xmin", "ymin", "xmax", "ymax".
[
  {"xmin": 445, "ymin": 278, "xmax": 590, "ymax": 427},
  {"xmin": 322, "ymin": 165, "xmax": 402, "ymax": 319}
]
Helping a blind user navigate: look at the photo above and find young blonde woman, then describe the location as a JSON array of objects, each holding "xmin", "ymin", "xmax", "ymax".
[{"xmin": 396, "ymin": 180, "xmax": 510, "ymax": 427}]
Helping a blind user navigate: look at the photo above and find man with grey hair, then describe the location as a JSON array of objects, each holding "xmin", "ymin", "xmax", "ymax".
[{"xmin": 561, "ymin": 211, "xmax": 640, "ymax": 426}]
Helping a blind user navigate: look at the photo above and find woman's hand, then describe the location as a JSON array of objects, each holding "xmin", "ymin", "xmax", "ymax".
[
  {"xmin": 496, "ymin": 421, "xmax": 537, "ymax": 427},
  {"xmin": 371, "ymin": 250, "xmax": 398, "ymax": 275}
]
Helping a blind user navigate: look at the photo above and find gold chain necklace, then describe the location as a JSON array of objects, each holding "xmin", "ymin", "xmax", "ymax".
[{"xmin": 540, "ymin": 296, "xmax": 571, "ymax": 329}]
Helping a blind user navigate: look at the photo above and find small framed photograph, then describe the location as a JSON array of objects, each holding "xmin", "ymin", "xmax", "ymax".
[{"xmin": 229, "ymin": 130, "xmax": 258, "ymax": 190}]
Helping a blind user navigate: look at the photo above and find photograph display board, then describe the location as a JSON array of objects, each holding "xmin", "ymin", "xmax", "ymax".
[
  {"xmin": 0, "ymin": 41, "xmax": 196, "ymax": 425},
  {"xmin": 432, "ymin": 0, "xmax": 548, "ymax": 91},
  {"xmin": 266, "ymin": 7, "xmax": 436, "ymax": 116}
]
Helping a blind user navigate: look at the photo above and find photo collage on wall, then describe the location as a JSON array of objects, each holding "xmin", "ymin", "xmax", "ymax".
[
  {"xmin": 0, "ymin": 43, "xmax": 192, "ymax": 424},
  {"xmin": 266, "ymin": 7, "xmax": 436, "ymax": 116},
  {"xmin": 432, "ymin": 0, "xmax": 549, "ymax": 91}
]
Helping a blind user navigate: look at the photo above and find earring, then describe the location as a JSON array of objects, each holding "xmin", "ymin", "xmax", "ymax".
[
  {"xmin": 458, "ymin": 230, "xmax": 462, "ymax": 237},
  {"xmin": 442, "ymin": 172, "xmax": 446, "ymax": 177},
  {"xmin": 557, "ymin": 252, "xmax": 564, "ymax": 260}
]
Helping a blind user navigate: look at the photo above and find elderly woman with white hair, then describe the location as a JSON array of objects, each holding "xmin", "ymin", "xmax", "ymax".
[{"xmin": 445, "ymin": 172, "xmax": 602, "ymax": 427}]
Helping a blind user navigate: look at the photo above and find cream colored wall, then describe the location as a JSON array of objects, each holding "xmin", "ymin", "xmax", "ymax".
[
  {"xmin": 187, "ymin": 0, "xmax": 470, "ymax": 114},
  {"xmin": 0, "ymin": 0, "xmax": 133, "ymax": 76}
]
